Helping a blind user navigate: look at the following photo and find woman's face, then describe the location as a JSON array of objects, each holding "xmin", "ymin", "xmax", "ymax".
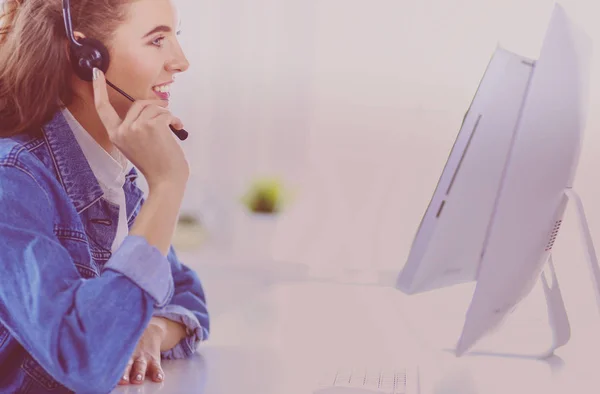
[{"xmin": 103, "ymin": 0, "xmax": 190, "ymax": 117}]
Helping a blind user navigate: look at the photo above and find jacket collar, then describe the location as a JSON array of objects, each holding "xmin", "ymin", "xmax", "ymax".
[{"xmin": 42, "ymin": 111, "xmax": 139, "ymax": 214}]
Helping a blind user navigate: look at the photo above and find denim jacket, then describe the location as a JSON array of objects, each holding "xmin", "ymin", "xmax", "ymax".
[{"xmin": 0, "ymin": 111, "xmax": 210, "ymax": 393}]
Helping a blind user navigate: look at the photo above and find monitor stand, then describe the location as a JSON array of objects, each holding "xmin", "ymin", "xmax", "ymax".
[
  {"xmin": 465, "ymin": 188, "xmax": 600, "ymax": 359},
  {"xmin": 538, "ymin": 187, "xmax": 600, "ymax": 358}
]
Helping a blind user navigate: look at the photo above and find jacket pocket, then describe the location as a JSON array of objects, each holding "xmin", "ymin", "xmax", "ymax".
[{"xmin": 21, "ymin": 355, "xmax": 60, "ymax": 391}]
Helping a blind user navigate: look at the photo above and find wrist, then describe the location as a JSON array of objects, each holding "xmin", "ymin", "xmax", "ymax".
[
  {"xmin": 148, "ymin": 178, "xmax": 187, "ymax": 196},
  {"xmin": 148, "ymin": 317, "xmax": 168, "ymax": 340},
  {"xmin": 150, "ymin": 316, "xmax": 189, "ymax": 352}
]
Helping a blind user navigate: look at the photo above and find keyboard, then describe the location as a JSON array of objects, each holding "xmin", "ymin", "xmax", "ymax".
[{"xmin": 325, "ymin": 368, "xmax": 409, "ymax": 394}]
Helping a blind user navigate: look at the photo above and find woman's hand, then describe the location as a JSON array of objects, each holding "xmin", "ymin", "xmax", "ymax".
[
  {"xmin": 93, "ymin": 68, "xmax": 190, "ymax": 190},
  {"xmin": 119, "ymin": 319, "xmax": 166, "ymax": 385}
]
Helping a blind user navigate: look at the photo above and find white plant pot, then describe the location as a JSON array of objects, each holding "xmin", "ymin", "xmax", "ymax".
[{"xmin": 234, "ymin": 211, "xmax": 279, "ymax": 260}]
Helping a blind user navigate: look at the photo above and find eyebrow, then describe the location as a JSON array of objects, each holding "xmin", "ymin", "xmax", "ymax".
[{"xmin": 142, "ymin": 25, "xmax": 172, "ymax": 38}]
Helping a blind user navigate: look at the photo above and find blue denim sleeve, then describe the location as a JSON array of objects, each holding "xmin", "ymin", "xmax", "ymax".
[
  {"xmin": 0, "ymin": 165, "xmax": 173, "ymax": 394},
  {"xmin": 153, "ymin": 246, "xmax": 210, "ymax": 359},
  {"xmin": 104, "ymin": 237, "xmax": 174, "ymax": 308}
]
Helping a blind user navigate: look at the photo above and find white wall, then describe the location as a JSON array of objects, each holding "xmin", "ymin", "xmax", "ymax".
[
  {"xmin": 170, "ymin": 0, "xmax": 315, "ymax": 247},
  {"xmin": 171, "ymin": 0, "xmax": 600, "ymax": 273}
]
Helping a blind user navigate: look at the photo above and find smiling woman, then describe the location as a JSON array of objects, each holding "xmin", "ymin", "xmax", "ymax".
[{"xmin": 0, "ymin": 0, "xmax": 209, "ymax": 393}]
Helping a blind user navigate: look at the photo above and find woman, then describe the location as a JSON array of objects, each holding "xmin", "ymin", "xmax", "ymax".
[{"xmin": 0, "ymin": 0, "xmax": 209, "ymax": 393}]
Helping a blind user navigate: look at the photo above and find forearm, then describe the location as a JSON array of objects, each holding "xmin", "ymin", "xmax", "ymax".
[
  {"xmin": 1, "ymin": 268, "xmax": 154, "ymax": 393},
  {"xmin": 129, "ymin": 181, "xmax": 186, "ymax": 256},
  {"xmin": 0, "ymin": 233, "xmax": 176, "ymax": 393}
]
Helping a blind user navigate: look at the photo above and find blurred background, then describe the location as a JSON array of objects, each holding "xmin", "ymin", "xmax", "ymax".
[{"xmin": 150, "ymin": 0, "xmax": 600, "ymax": 276}]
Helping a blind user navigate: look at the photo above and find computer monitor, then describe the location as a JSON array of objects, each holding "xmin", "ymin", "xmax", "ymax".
[{"xmin": 396, "ymin": 4, "xmax": 593, "ymax": 357}]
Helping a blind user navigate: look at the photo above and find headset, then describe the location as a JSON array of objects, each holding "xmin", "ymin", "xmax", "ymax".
[{"xmin": 61, "ymin": 0, "xmax": 188, "ymax": 140}]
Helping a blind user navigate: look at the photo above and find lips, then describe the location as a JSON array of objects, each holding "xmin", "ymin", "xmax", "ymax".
[{"xmin": 152, "ymin": 82, "xmax": 172, "ymax": 101}]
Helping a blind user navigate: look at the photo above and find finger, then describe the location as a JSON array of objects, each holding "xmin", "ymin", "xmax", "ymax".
[
  {"xmin": 135, "ymin": 105, "xmax": 171, "ymax": 125},
  {"xmin": 92, "ymin": 68, "xmax": 121, "ymax": 131},
  {"xmin": 130, "ymin": 358, "xmax": 148, "ymax": 384},
  {"xmin": 147, "ymin": 359, "xmax": 165, "ymax": 383},
  {"xmin": 129, "ymin": 108, "xmax": 180, "ymax": 138},
  {"xmin": 118, "ymin": 359, "xmax": 134, "ymax": 385},
  {"xmin": 150, "ymin": 112, "xmax": 184, "ymax": 131},
  {"xmin": 119, "ymin": 100, "xmax": 170, "ymax": 135}
]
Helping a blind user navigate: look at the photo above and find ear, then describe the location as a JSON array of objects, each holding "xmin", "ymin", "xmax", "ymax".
[
  {"xmin": 64, "ymin": 31, "xmax": 81, "ymax": 58},
  {"xmin": 65, "ymin": 31, "xmax": 86, "ymax": 67},
  {"xmin": 73, "ymin": 31, "xmax": 86, "ymax": 41},
  {"xmin": 66, "ymin": 31, "xmax": 86, "ymax": 52}
]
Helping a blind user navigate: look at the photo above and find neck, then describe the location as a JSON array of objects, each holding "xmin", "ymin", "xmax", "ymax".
[{"xmin": 66, "ymin": 82, "xmax": 115, "ymax": 154}]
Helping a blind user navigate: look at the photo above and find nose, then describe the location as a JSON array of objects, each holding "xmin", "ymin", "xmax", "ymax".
[{"xmin": 166, "ymin": 42, "xmax": 190, "ymax": 73}]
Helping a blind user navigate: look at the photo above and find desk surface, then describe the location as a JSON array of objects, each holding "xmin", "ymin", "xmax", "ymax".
[{"xmin": 111, "ymin": 252, "xmax": 600, "ymax": 394}]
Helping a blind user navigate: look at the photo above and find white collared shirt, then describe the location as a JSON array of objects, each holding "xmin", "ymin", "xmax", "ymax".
[{"xmin": 62, "ymin": 108, "xmax": 133, "ymax": 252}]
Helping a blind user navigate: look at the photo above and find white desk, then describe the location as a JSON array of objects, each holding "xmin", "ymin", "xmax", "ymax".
[{"xmin": 112, "ymin": 250, "xmax": 600, "ymax": 394}]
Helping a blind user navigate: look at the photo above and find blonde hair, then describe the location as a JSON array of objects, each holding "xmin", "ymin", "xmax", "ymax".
[{"xmin": 0, "ymin": 0, "xmax": 130, "ymax": 137}]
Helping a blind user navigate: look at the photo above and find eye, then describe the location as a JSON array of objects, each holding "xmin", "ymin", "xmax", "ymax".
[{"xmin": 151, "ymin": 36, "xmax": 166, "ymax": 47}]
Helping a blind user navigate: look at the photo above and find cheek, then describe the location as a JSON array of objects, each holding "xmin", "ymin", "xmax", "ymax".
[{"xmin": 108, "ymin": 47, "xmax": 160, "ymax": 100}]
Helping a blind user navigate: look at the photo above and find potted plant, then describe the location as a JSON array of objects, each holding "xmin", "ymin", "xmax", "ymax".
[{"xmin": 241, "ymin": 177, "xmax": 287, "ymax": 215}]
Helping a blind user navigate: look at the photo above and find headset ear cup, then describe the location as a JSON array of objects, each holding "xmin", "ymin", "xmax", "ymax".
[{"xmin": 69, "ymin": 37, "xmax": 110, "ymax": 82}]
